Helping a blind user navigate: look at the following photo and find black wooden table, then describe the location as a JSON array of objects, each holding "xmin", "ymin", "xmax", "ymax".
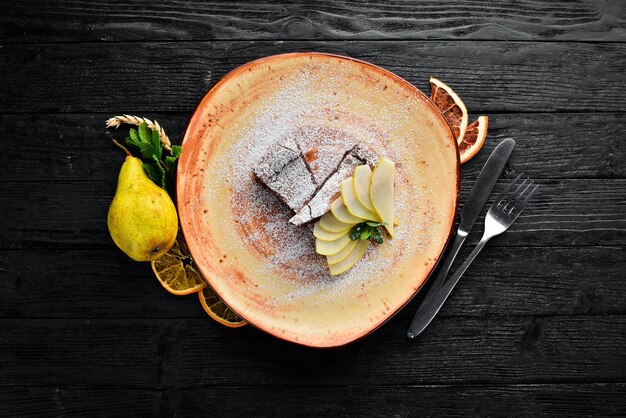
[{"xmin": 1, "ymin": 2, "xmax": 625, "ymax": 416}]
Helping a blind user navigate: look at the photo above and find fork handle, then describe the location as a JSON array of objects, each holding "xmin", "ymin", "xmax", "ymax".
[
  {"xmin": 407, "ymin": 236, "xmax": 490, "ymax": 338},
  {"xmin": 430, "ymin": 236, "xmax": 490, "ymax": 312}
]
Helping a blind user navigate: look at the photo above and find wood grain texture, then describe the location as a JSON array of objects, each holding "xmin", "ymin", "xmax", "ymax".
[
  {"xmin": 1, "ymin": 0, "xmax": 625, "ymax": 43},
  {"xmin": 1, "ymin": 2, "xmax": 625, "ymax": 414},
  {"xmin": 2, "ymin": 384, "xmax": 625, "ymax": 417},
  {"xmin": 0, "ymin": 246, "xmax": 623, "ymax": 319},
  {"xmin": 163, "ymin": 383, "xmax": 626, "ymax": 417},
  {"xmin": 1, "ymin": 178, "xmax": 623, "ymax": 249},
  {"xmin": 1, "ymin": 112, "xmax": 624, "ymax": 183},
  {"xmin": 1, "ymin": 41, "xmax": 625, "ymax": 113},
  {"xmin": 1, "ymin": 386, "xmax": 160, "ymax": 417},
  {"xmin": 0, "ymin": 315, "xmax": 624, "ymax": 386}
]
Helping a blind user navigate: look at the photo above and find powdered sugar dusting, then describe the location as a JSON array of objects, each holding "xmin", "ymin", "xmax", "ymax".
[{"xmin": 204, "ymin": 61, "xmax": 437, "ymax": 306}]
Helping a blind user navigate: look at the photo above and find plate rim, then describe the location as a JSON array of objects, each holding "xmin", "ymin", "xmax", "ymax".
[{"xmin": 178, "ymin": 52, "xmax": 461, "ymax": 347}]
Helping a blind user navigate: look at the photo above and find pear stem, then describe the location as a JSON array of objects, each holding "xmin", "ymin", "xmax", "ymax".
[{"xmin": 107, "ymin": 132, "xmax": 132, "ymax": 157}]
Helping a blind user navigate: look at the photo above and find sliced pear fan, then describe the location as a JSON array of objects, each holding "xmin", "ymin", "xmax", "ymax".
[
  {"xmin": 314, "ymin": 158, "xmax": 396, "ymax": 275},
  {"xmin": 330, "ymin": 197, "xmax": 363, "ymax": 224},
  {"xmin": 328, "ymin": 239, "xmax": 368, "ymax": 276},
  {"xmin": 353, "ymin": 165, "xmax": 376, "ymax": 212},
  {"xmin": 313, "ymin": 220, "xmax": 349, "ymax": 241},
  {"xmin": 341, "ymin": 177, "xmax": 381, "ymax": 222},
  {"xmin": 315, "ymin": 233, "xmax": 352, "ymax": 256},
  {"xmin": 370, "ymin": 157, "xmax": 395, "ymax": 236},
  {"xmin": 319, "ymin": 211, "xmax": 354, "ymax": 233}
]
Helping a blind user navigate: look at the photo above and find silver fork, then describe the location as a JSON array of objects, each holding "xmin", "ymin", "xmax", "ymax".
[{"xmin": 407, "ymin": 174, "xmax": 538, "ymax": 338}]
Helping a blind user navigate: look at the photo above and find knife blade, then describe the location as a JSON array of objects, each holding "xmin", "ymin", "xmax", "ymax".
[{"xmin": 407, "ymin": 137, "xmax": 516, "ymax": 338}]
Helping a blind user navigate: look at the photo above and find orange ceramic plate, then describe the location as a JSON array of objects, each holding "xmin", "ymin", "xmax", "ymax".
[{"xmin": 178, "ymin": 53, "xmax": 459, "ymax": 347}]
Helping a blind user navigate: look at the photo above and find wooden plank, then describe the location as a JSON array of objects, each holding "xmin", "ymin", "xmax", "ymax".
[
  {"xmin": 1, "ymin": 113, "xmax": 624, "ymax": 183},
  {"xmin": 1, "ymin": 1, "xmax": 625, "ymax": 43},
  {"xmin": 0, "ymin": 246, "xmax": 623, "ymax": 319},
  {"xmin": 167, "ymin": 383, "xmax": 626, "ymax": 417},
  {"xmin": 0, "ymin": 316, "xmax": 624, "ymax": 386},
  {"xmin": 0, "ymin": 249, "xmax": 201, "ymax": 319},
  {"xmin": 464, "ymin": 112, "xmax": 626, "ymax": 179},
  {"xmin": 421, "ymin": 245, "xmax": 626, "ymax": 317},
  {"xmin": 2, "ymin": 384, "xmax": 625, "ymax": 417},
  {"xmin": 1, "ymin": 386, "xmax": 160, "ymax": 417},
  {"xmin": 0, "ymin": 41, "xmax": 625, "ymax": 113},
  {"xmin": 0, "ymin": 113, "xmax": 185, "ymax": 184},
  {"xmin": 0, "ymin": 178, "xmax": 623, "ymax": 249},
  {"xmin": 462, "ymin": 178, "xmax": 626, "ymax": 247}
]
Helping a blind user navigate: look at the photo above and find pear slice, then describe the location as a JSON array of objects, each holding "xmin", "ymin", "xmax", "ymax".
[
  {"xmin": 313, "ymin": 220, "xmax": 349, "ymax": 241},
  {"xmin": 353, "ymin": 165, "xmax": 376, "ymax": 212},
  {"xmin": 330, "ymin": 197, "xmax": 364, "ymax": 224},
  {"xmin": 315, "ymin": 233, "xmax": 352, "ymax": 256},
  {"xmin": 341, "ymin": 177, "xmax": 381, "ymax": 222},
  {"xmin": 328, "ymin": 239, "xmax": 368, "ymax": 275},
  {"xmin": 326, "ymin": 239, "xmax": 358, "ymax": 265},
  {"xmin": 319, "ymin": 211, "xmax": 355, "ymax": 233},
  {"xmin": 370, "ymin": 157, "xmax": 395, "ymax": 236}
]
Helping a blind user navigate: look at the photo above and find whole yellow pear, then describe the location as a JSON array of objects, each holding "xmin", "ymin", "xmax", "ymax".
[{"xmin": 107, "ymin": 155, "xmax": 178, "ymax": 261}]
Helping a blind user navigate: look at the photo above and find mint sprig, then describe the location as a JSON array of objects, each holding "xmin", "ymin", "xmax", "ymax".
[
  {"xmin": 125, "ymin": 122, "xmax": 182, "ymax": 196},
  {"xmin": 349, "ymin": 221, "xmax": 386, "ymax": 245}
]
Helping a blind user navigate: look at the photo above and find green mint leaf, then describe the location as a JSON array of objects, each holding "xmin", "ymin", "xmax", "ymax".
[
  {"xmin": 350, "ymin": 223, "xmax": 379, "ymax": 241},
  {"xmin": 151, "ymin": 156, "xmax": 167, "ymax": 189},
  {"xmin": 125, "ymin": 136, "xmax": 137, "ymax": 149},
  {"xmin": 138, "ymin": 122, "xmax": 151, "ymax": 143},
  {"xmin": 349, "ymin": 224, "xmax": 362, "ymax": 241},
  {"xmin": 143, "ymin": 161, "xmax": 162, "ymax": 185},
  {"xmin": 165, "ymin": 154, "xmax": 178, "ymax": 195},
  {"xmin": 171, "ymin": 145, "xmax": 182, "ymax": 158},
  {"xmin": 119, "ymin": 121, "xmax": 180, "ymax": 195},
  {"xmin": 366, "ymin": 221, "xmax": 386, "ymax": 227},
  {"xmin": 125, "ymin": 129, "xmax": 142, "ymax": 150},
  {"xmin": 165, "ymin": 155, "xmax": 177, "ymax": 173},
  {"xmin": 151, "ymin": 129, "xmax": 162, "ymax": 161},
  {"xmin": 129, "ymin": 128, "xmax": 140, "ymax": 144},
  {"xmin": 142, "ymin": 157, "xmax": 166, "ymax": 190},
  {"xmin": 371, "ymin": 228, "xmax": 384, "ymax": 245},
  {"xmin": 137, "ymin": 141, "xmax": 155, "ymax": 159}
]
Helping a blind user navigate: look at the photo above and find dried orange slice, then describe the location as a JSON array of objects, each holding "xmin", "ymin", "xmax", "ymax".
[
  {"xmin": 460, "ymin": 116, "xmax": 488, "ymax": 164},
  {"xmin": 430, "ymin": 77, "xmax": 488, "ymax": 163},
  {"xmin": 199, "ymin": 286, "xmax": 247, "ymax": 328},
  {"xmin": 151, "ymin": 232, "xmax": 206, "ymax": 295},
  {"xmin": 429, "ymin": 77, "xmax": 469, "ymax": 143}
]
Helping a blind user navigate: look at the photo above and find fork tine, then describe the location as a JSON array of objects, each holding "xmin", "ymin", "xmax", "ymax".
[
  {"xmin": 507, "ymin": 180, "xmax": 534, "ymax": 215},
  {"xmin": 509, "ymin": 184, "xmax": 538, "ymax": 216},
  {"xmin": 501, "ymin": 176, "xmax": 530, "ymax": 211},
  {"xmin": 495, "ymin": 173, "xmax": 523, "ymax": 209}
]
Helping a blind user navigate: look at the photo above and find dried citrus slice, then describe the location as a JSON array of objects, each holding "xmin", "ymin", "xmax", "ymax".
[
  {"xmin": 429, "ymin": 77, "xmax": 469, "ymax": 143},
  {"xmin": 151, "ymin": 232, "xmax": 206, "ymax": 295},
  {"xmin": 199, "ymin": 286, "xmax": 247, "ymax": 328},
  {"xmin": 459, "ymin": 116, "xmax": 488, "ymax": 164}
]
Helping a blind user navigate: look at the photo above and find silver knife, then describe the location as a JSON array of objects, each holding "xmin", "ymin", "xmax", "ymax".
[{"xmin": 407, "ymin": 138, "xmax": 516, "ymax": 338}]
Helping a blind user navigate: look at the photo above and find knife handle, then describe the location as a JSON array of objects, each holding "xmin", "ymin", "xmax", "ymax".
[
  {"xmin": 409, "ymin": 237, "xmax": 491, "ymax": 338},
  {"xmin": 407, "ymin": 230, "xmax": 467, "ymax": 336}
]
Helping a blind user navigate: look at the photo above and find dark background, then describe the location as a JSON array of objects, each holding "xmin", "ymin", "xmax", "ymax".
[{"xmin": 1, "ymin": 1, "xmax": 625, "ymax": 416}]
